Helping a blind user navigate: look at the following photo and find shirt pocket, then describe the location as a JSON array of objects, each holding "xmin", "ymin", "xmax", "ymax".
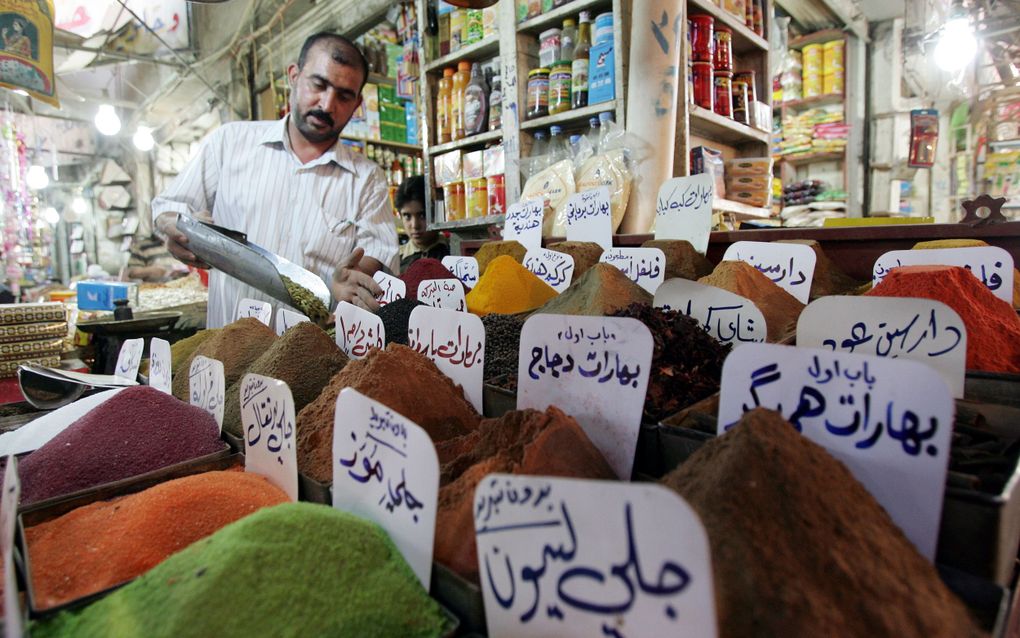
[{"xmin": 303, "ymin": 198, "xmax": 358, "ymax": 280}]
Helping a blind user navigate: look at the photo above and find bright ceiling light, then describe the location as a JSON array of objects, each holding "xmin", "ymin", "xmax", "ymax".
[
  {"xmin": 94, "ymin": 104, "xmax": 122, "ymax": 136},
  {"xmin": 132, "ymin": 126, "xmax": 155, "ymax": 151},
  {"xmin": 26, "ymin": 164, "xmax": 49, "ymax": 190},
  {"xmin": 13, "ymin": 89, "xmax": 28, "ymax": 97},
  {"xmin": 934, "ymin": 16, "xmax": 977, "ymax": 73},
  {"xmin": 71, "ymin": 195, "xmax": 88, "ymax": 215},
  {"xmin": 42, "ymin": 206, "xmax": 60, "ymax": 225}
]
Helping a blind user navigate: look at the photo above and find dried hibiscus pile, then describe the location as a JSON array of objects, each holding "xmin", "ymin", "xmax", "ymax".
[{"xmin": 611, "ymin": 303, "xmax": 731, "ymax": 422}]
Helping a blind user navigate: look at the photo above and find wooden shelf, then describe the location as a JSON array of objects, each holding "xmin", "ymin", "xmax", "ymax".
[
  {"xmin": 516, "ymin": 0, "xmax": 613, "ymax": 34},
  {"xmin": 425, "ymin": 36, "xmax": 499, "ymax": 73},
  {"xmin": 367, "ymin": 72, "xmax": 397, "ymax": 87},
  {"xmin": 520, "ymin": 101, "xmax": 617, "ymax": 131},
  {"xmin": 780, "ymin": 151, "xmax": 845, "ymax": 165},
  {"xmin": 690, "ymin": 106, "xmax": 769, "ymax": 145},
  {"xmin": 430, "ymin": 214, "xmax": 505, "ymax": 231},
  {"xmin": 687, "ymin": 0, "xmax": 768, "ymax": 54},
  {"xmin": 789, "ymin": 29, "xmax": 846, "ymax": 49},
  {"xmin": 713, "ymin": 197, "xmax": 772, "ymax": 219},
  {"xmin": 427, "ymin": 129, "xmax": 503, "ymax": 155},
  {"xmin": 341, "ymin": 135, "xmax": 422, "ymax": 152},
  {"xmin": 781, "ymin": 94, "xmax": 845, "ymax": 110}
]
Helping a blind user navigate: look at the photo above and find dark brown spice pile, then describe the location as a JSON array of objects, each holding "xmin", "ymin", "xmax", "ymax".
[
  {"xmin": 481, "ymin": 313, "xmax": 526, "ymax": 387},
  {"xmin": 611, "ymin": 303, "xmax": 730, "ymax": 422}
]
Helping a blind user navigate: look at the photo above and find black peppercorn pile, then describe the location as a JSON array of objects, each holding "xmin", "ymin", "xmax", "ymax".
[
  {"xmin": 611, "ymin": 302, "xmax": 731, "ymax": 423},
  {"xmin": 377, "ymin": 298, "xmax": 425, "ymax": 346},
  {"xmin": 482, "ymin": 313, "xmax": 526, "ymax": 389}
]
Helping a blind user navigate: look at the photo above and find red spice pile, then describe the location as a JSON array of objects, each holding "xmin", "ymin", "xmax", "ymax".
[
  {"xmin": 26, "ymin": 470, "xmax": 288, "ymax": 610},
  {"xmin": 867, "ymin": 265, "xmax": 1020, "ymax": 373},
  {"xmin": 400, "ymin": 258, "xmax": 466, "ymax": 301}
]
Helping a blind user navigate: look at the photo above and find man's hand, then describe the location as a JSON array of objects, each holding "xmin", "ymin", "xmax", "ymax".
[
  {"xmin": 332, "ymin": 247, "xmax": 383, "ymax": 312},
  {"xmin": 154, "ymin": 212, "xmax": 210, "ymax": 269}
]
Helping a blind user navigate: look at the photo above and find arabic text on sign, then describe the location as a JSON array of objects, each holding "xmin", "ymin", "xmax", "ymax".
[{"xmin": 241, "ymin": 376, "xmax": 294, "ymax": 464}]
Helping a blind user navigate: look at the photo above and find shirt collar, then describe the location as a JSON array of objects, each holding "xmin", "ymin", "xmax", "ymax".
[{"xmin": 260, "ymin": 115, "xmax": 357, "ymax": 173}]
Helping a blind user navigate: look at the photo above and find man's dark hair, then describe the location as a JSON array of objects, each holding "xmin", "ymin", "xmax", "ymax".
[
  {"xmin": 297, "ymin": 32, "xmax": 369, "ymax": 91},
  {"xmin": 394, "ymin": 175, "xmax": 426, "ymax": 211}
]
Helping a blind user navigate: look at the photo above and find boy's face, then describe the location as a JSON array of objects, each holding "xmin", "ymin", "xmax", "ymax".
[{"xmin": 401, "ymin": 201, "xmax": 436, "ymax": 249}]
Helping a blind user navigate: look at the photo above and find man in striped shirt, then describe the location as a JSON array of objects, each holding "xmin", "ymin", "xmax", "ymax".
[{"xmin": 152, "ymin": 33, "xmax": 397, "ymax": 328}]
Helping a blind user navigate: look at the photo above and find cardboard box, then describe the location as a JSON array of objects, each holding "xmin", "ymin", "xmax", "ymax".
[
  {"xmin": 434, "ymin": 151, "xmax": 463, "ymax": 186},
  {"xmin": 0, "ymin": 303, "xmax": 66, "ymax": 326},
  {"xmin": 75, "ymin": 282, "xmax": 131, "ymax": 311},
  {"xmin": 589, "ymin": 41, "xmax": 616, "ymax": 105},
  {"xmin": 0, "ymin": 321, "xmax": 66, "ymax": 344}
]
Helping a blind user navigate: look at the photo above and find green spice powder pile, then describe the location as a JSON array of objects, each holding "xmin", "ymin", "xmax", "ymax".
[{"xmin": 33, "ymin": 503, "xmax": 448, "ymax": 638}]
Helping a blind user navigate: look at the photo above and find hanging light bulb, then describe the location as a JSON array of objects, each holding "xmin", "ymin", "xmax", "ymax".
[
  {"xmin": 934, "ymin": 14, "xmax": 977, "ymax": 72},
  {"xmin": 26, "ymin": 164, "xmax": 49, "ymax": 190},
  {"xmin": 42, "ymin": 206, "xmax": 60, "ymax": 225},
  {"xmin": 94, "ymin": 104, "xmax": 122, "ymax": 136},
  {"xmin": 133, "ymin": 126, "xmax": 155, "ymax": 151},
  {"xmin": 72, "ymin": 195, "xmax": 88, "ymax": 215}
]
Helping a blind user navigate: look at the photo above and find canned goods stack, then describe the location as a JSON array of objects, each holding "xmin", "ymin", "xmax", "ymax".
[
  {"xmin": 690, "ymin": 15, "xmax": 714, "ymax": 111},
  {"xmin": 822, "ymin": 39, "xmax": 845, "ymax": 95},
  {"xmin": 713, "ymin": 27, "xmax": 734, "ymax": 118},
  {"xmin": 802, "ymin": 43, "xmax": 822, "ymax": 99}
]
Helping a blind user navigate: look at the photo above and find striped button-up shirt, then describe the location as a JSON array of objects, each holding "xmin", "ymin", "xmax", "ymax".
[{"xmin": 151, "ymin": 116, "xmax": 398, "ymax": 328}]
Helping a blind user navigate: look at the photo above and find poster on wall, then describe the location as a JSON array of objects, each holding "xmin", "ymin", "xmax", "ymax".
[{"xmin": 0, "ymin": 0, "xmax": 58, "ymax": 107}]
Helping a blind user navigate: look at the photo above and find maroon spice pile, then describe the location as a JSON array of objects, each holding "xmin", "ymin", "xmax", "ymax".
[
  {"xmin": 611, "ymin": 303, "xmax": 731, "ymax": 422},
  {"xmin": 400, "ymin": 258, "xmax": 465, "ymax": 301},
  {"xmin": 19, "ymin": 386, "xmax": 224, "ymax": 505}
]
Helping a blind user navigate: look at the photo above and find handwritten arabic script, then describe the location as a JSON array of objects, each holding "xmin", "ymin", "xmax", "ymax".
[
  {"xmin": 148, "ymin": 338, "xmax": 172, "ymax": 393},
  {"xmin": 599, "ymin": 247, "xmax": 666, "ymax": 294},
  {"xmin": 418, "ymin": 278, "xmax": 467, "ymax": 311},
  {"xmin": 872, "ymin": 246, "xmax": 1014, "ymax": 304},
  {"xmin": 373, "ymin": 271, "xmax": 407, "ymax": 306},
  {"xmin": 722, "ymin": 241, "xmax": 817, "ymax": 304},
  {"xmin": 189, "ymin": 355, "xmax": 224, "ymax": 430},
  {"xmin": 442, "ymin": 256, "xmax": 480, "ymax": 287},
  {"xmin": 474, "ymin": 475, "xmax": 717, "ymax": 638},
  {"xmin": 503, "ymin": 199, "xmax": 545, "ymax": 249},
  {"xmin": 523, "ymin": 248, "xmax": 575, "ymax": 293},
  {"xmin": 241, "ymin": 373, "xmax": 298, "ymax": 501},
  {"xmin": 654, "ymin": 174, "xmax": 714, "ymax": 252},
  {"xmin": 335, "ymin": 301, "xmax": 385, "ymax": 359},
  {"xmin": 565, "ymin": 187, "xmax": 613, "ymax": 250},
  {"xmin": 655, "ymin": 279, "xmax": 766, "ymax": 346},
  {"xmin": 407, "ymin": 306, "xmax": 485, "ymax": 412},
  {"xmin": 236, "ymin": 298, "xmax": 272, "ymax": 326},
  {"xmin": 115, "ymin": 338, "xmax": 144, "ymax": 381}
]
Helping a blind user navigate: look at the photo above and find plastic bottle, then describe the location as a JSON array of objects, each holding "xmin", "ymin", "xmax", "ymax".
[
  {"xmin": 584, "ymin": 115, "xmax": 600, "ymax": 149},
  {"xmin": 451, "ymin": 61, "xmax": 471, "ymax": 141},
  {"xmin": 547, "ymin": 125, "xmax": 569, "ymax": 164},
  {"xmin": 437, "ymin": 68, "xmax": 454, "ymax": 144},
  {"xmin": 597, "ymin": 111, "xmax": 615, "ymax": 152},
  {"xmin": 488, "ymin": 74, "xmax": 503, "ymax": 131},
  {"xmin": 571, "ymin": 11, "xmax": 592, "ymax": 109},
  {"xmin": 560, "ymin": 18, "xmax": 576, "ymax": 61},
  {"xmin": 530, "ymin": 129, "xmax": 549, "ymax": 168},
  {"xmin": 463, "ymin": 62, "xmax": 490, "ymax": 136}
]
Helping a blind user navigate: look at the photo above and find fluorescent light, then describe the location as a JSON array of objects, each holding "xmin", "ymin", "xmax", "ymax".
[
  {"xmin": 13, "ymin": 89, "xmax": 28, "ymax": 97},
  {"xmin": 71, "ymin": 195, "xmax": 88, "ymax": 214},
  {"xmin": 94, "ymin": 104, "xmax": 122, "ymax": 136},
  {"xmin": 934, "ymin": 17, "xmax": 977, "ymax": 72},
  {"xmin": 42, "ymin": 206, "xmax": 60, "ymax": 225},
  {"xmin": 133, "ymin": 126, "xmax": 155, "ymax": 151},
  {"xmin": 26, "ymin": 165, "xmax": 49, "ymax": 190}
]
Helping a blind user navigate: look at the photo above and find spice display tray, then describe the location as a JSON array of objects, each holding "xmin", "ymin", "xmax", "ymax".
[
  {"xmin": 221, "ymin": 430, "xmax": 245, "ymax": 454},
  {"xmin": 431, "ymin": 562, "xmax": 485, "ymax": 634},
  {"xmin": 19, "ymin": 441, "xmax": 231, "ymax": 514},
  {"xmin": 18, "ymin": 453, "xmax": 244, "ymax": 618},
  {"xmin": 298, "ymin": 472, "xmax": 332, "ymax": 504},
  {"xmin": 965, "ymin": 370, "xmax": 1020, "ymax": 409},
  {"xmin": 481, "ymin": 379, "xmax": 515, "ymax": 419},
  {"xmin": 939, "ymin": 565, "xmax": 1011, "ymax": 637}
]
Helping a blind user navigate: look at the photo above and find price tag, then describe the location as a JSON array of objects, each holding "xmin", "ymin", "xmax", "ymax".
[
  {"xmin": 719, "ymin": 342, "xmax": 953, "ymax": 559},
  {"xmin": 475, "ymin": 475, "xmax": 717, "ymax": 638},
  {"xmin": 502, "ymin": 199, "xmax": 545, "ymax": 250},
  {"xmin": 148, "ymin": 338, "xmax": 172, "ymax": 393},
  {"xmin": 373, "ymin": 271, "xmax": 407, "ymax": 306},
  {"xmin": 565, "ymin": 187, "xmax": 613, "ymax": 251},
  {"xmin": 872, "ymin": 246, "xmax": 1014, "ymax": 304},
  {"xmin": 332, "ymin": 388, "xmax": 439, "ymax": 588},
  {"xmin": 2, "ymin": 456, "xmax": 22, "ymax": 638},
  {"xmin": 654, "ymin": 279, "xmax": 767, "ymax": 346},
  {"xmin": 334, "ymin": 301, "xmax": 385, "ymax": 360},
  {"xmin": 241, "ymin": 373, "xmax": 299, "ymax": 501},
  {"xmin": 236, "ymin": 298, "xmax": 272, "ymax": 326},
  {"xmin": 523, "ymin": 248, "xmax": 575, "ymax": 293},
  {"xmin": 599, "ymin": 247, "xmax": 666, "ymax": 294},
  {"xmin": 275, "ymin": 308, "xmax": 309, "ymax": 335},
  {"xmin": 114, "ymin": 338, "xmax": 144, "ymax": 382},
  {"xmin": 442, "ymin": 256, "xmax": 480, "ymax": 288},
  {"xmin": 798, "ymin": 296, "xmax": 967, "ymax": 398},
  {"xmin": 189, "ymin": 355, "xmax": 224, "ymax": 431},
  {"xmin": 721, "ymin": 241, "xmax": 817, "ymax": 304},
  {"xmin": 517, "ymin": 315, "xmax": 653, "ymax": 479},
  {"xmin": 407, "ymin": 306, "xmax": 485, "ymax": 412},
  {"xmin": 417, "ymin": 279, "xmax": 466, "ymax": 312},
  {"xmin": 654, "ymin": 174, "xmax": 714, "ymax": 253}
]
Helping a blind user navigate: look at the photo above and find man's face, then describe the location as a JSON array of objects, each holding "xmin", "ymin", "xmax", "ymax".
[
  {"xmin": 287, "ymin": 43, "xmax": 364, "ymax": 144},
  {"xmin": 401, "ymin": 201, "xmax": 435, "ymax": 248}
]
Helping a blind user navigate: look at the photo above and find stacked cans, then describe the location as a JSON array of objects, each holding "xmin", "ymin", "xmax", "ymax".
[
  {"xmin": 713, "ymin": 27, "xmax": 733, "ymax": 118},
  {"xmin": 822, "ymin": 39, "xmax": 845, "ymax": 95},
  {"xmin": 690, "ymin": 15, "xmax": 714, "ymax": 111}
]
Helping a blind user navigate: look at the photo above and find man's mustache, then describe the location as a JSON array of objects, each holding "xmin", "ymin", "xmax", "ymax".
[{"xmin": 306, "ymin": 110, "xmax": 334, "ymax": 127}]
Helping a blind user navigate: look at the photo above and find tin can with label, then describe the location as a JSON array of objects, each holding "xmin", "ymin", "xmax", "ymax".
[
  {"xmin": 714, "ymin": 70, "xmax": 733, "ymax": 118},
  {"xmin": 713, "ymin": 27, "xmax": 732, "ymax": 71},
  {"xmin": 487, "ymin": 174, "xmax": 506, "ymax": 216},
  {"xmin": 693, "ymin": 61, "xmax": 713, "ymax": 110}
]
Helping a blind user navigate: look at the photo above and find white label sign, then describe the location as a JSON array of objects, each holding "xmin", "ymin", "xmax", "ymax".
[
  {"xmin": 654, "ymin": 174, "xmax": 714, "ymax": 253},
  {"xmin": 654, "ymin": 279, "xmax": 767, "ymax": 346},
  {"xmin": 236, "ymin": 298, "xmax": 272, "ymax": 326},
  {"xmin": 335, "ymin": 301, "xmax": 385, "ymax": 360},
  {"xmin": 275, "ymin": 308, "xmax": 309, "ymax": 335},
  {"xmin": 798, "ymin": 296, "xmax": 967, "ymax": 398},
  {"xmin": 407, "ymin": 306, "xmax": 485, "ymax": 412},
  {"xmin": 517, "ymin": 315, "xmax": 653, "ymax": 479},
  {"xmin": 2, "ymin": 456, "xmax": 22, "ymax": 638},
  {"xmin": 148, "ymin": 338, "xmax": 172, "ymax": 393},
  {"xmin": 442, "ymin": 256, "xmax": 480, "ymax": 288},
  {"xmin": 523, "ymin": 248, "xmax": 575, "ymax": 293},
  {"xmin": 333, "ymin": 388, "xmax": 439, "ymax": 588},
  {"xmin": 189, "ymin": 355, "xmax": 224, "ymax": 431},
  {"xmin": 599, "ymin": 247, "xmax": 667, "ymax": 294},
  {"xmin": 475, "ymin": 475, "xmax": 717, "ymax": 638},
  {"xmin": 373, "ymin": 271, "xmax": 407, "ymax": 306},
  {"xmin": 719, "ymin": 343, "xmax": 953, "ymax": 559},
  {"xmin": 722, "ymin": 241, "xmax": 817, "ymax": 304},
  {"xmin": 241, "ymin": 373, "xmax": 299, "ymax": 502},
  {"xmin": 872, "ymin": 246, "xmax": 1014, "ymax": 304},
  {"xmin": 418, "ymin": 279, "xmax": 466, "ymax": 312},
  {"xmin": 565, "ymin": 187, "xmax": 613, "ymax": 251},
  {"xmin": 502, "ymin": 199, "xmax": 545, "ymax": 250},
  {"xmin": 114, "ymin": 338, "xmax": 144, "ymax": 382}
]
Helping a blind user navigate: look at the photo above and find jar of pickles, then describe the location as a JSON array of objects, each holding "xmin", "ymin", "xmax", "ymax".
[
  {"xmin": 527, "ymin": 67, "xmax": 550, "ymax": 118},
  {"xmin": 548, "ymin": 60, "xmax": 572, "ymax": 115}
]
